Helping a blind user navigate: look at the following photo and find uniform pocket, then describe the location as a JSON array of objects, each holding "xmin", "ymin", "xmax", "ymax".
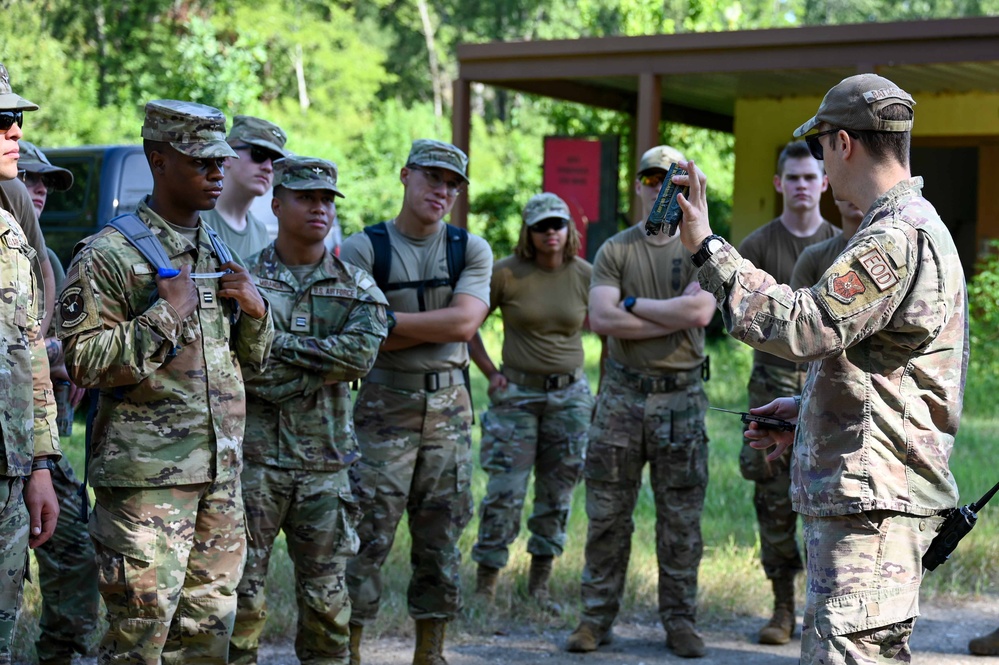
[
  {"xmin": 815, "ymin": 582, "xmax": 920, "ymax": 638},
  {"xmin": 584, "ymin": 394, "xmax": 635, "ymax": 484},
  {"xmin": 479, "ymin": 409, "xmax": 517, "ymax": 473},
  {"xmin": 661, "ymin": 387, "xmax": 709, "ymax": 488},
  {"xmin": 336, "ymin": 488, "xmax": 363, "ymax": 559},
  {"xmin": 88, "ymin": 503, "xmax": 159, "ymax": 616}
]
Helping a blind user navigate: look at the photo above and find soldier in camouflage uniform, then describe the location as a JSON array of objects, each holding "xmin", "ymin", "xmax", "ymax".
[
  {"xmin": 341, "ymin": 139, "xmax": 492, "ymax": 665},
  {"xmin": 230, "ymin": 156, "xmax": 388, "ymax": 665},
  {"xmin": 18, "ymin": 140, "xmax": 101, "ymax": 664},
  {"xmin": 677, "ymin": 74, "xmax": 967, "ymax": 665},
  {"xmin": 735, "ymin": 140, "xmax": 838, "ymax": 645},
  {"xmin": 0, "ymin": 63, "xmax": 62, "ymax": 665},
  {"xmin": 468, "ymin": 193, "xmax": 594, "ymax": 615},
  {"xmin": 566, "ymin": 146, "xmax": 717, "ymax": 658},
  {"xmin": 57, "ymin": 99, "xmax": 274, "ymax": 665},
  {"xmin": 201, "ymin": 115, "xmax": 288, "ymax": 260}
]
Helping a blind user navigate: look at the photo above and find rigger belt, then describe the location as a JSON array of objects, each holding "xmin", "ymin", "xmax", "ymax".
[
  {"xmin": 364, "ymin": 367, "xmax": 466, "ymax": 392},
  {"xmin": 606, "ymin": 358, "xmax": 707, "ymax": 393},
  {"xmin": 502, "ymin": 366, "xmax": 585, "ymax": 392}
]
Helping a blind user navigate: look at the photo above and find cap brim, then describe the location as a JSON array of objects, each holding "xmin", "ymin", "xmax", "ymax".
[
  {"xmin": 525, "ymin": 211, "xmax": 572, "ymax": 226},
  {"xmin": 0, "ymin": 93, "xmax": 39, "ymax": 111},
  {"xmin": 417, "ymin": 161, "xmax": 469, "ymax": 184},
  {"xmin": 793, "ymin": 116, "xmax": 819, "ymax": 138},
  {"xmin": 281, "ymin": 181, "xmax": 345, "ymax": 198},
  {"xmin": 171, "ymin": 140, "xmax": 239, "ymax": 159},
  {"xmin": 19, "ymin": 163, "xmax": 74, "ymax": 191},
  {"xmin": 241, "ymin": 138, "xmax": 289, "ymax": 158}
]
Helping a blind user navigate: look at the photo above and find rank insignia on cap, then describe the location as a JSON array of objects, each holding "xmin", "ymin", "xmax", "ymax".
[
  {"xmin": 828, "ymin": 270, "xmax": 867, "ymax": 304},
  {"xmin": 858, "ymin": 247, "xmax": 900, "ymax": 291},
  {"xmin": 59, "ymin": 286, "xmax": 87, "ymax": 328}
]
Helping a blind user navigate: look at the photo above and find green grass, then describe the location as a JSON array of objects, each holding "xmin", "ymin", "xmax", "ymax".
[{"xmin": 14, "ymin": 332, "xmax": 999, "ymax": 659}]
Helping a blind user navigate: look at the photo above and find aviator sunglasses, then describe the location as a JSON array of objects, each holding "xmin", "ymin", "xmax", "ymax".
[
  {"xmin": 18, "ymin": 171, "xmax": 58, "ymax": 189},
  {"xmin": 0, "ymin": 110, "xmax": 24, "ymax": 131},
  {"xmin": 804, "ymin": 128, "xmax": 856, "ymax": 161},
  {"xmin": 234, "ymin": 144, "xmax": 281, "ymax": 164},
  {"xmin": 639, "ymin": 171, "xmax": 667, "ymax": 188},
  {"xmin": 529, "ymin": 218, "xmax": 568, "ymax": 233}
]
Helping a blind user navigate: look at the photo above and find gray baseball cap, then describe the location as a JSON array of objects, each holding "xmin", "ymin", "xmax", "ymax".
[
  {"xmin": 407, "ymin": 139, "xmax": 469, "ymax": 183},
  {"xmin": 637, "ymin": 145, "xmax": 685, "ymax": 175},
  {"xmin": 17, "ymin": 141, "xmax": 74, "ymax": 191},
  {"xmin": 794, "ymin": 74, "xmax": 915, "ymax": 137},
  {"xmin": 0, "ymin": 64, "xmax": 38, "ymax": 111}
]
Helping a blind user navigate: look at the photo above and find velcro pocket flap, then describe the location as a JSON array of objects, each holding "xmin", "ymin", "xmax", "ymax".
[
  {"xmin": 89, "ymin": 503, "xmax": 158, "ymax": 563},
  {"xmin": 815, "ymin": 581, "xmax": 920, "ymax": 638}
]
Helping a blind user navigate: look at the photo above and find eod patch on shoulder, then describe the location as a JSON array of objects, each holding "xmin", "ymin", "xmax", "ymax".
[{"xmin": 818, "ymin": 237, "xmax": 907, "ymax": 321}]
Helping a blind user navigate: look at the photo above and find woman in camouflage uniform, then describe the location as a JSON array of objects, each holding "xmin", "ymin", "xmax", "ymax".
[{"xmin": 469, "ymin": 192, "xmax": 594, "ymax": 615}]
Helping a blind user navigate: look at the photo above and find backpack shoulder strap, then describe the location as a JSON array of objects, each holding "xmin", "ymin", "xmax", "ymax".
[
  {"xmin": 106, "ymin": 213, "xmax": 174, "ymax": 272},
  {"xmin": 363, "ymin": 222, "xmax": 392, "ymax": 291},
  {"xmin": 202, "ymin": 222, "xmax": 234, "ymax": 266},
  {"xmin": 444, "ymin": 224, "xmax": 469, "ymax": 290}
]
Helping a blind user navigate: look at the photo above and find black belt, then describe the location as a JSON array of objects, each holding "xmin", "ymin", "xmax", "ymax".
[{"xmin": 502, "ymin": 366, "xmax": 584, "ymax": 392}]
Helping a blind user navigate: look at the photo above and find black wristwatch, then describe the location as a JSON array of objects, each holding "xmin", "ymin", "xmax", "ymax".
[
  {"xmin": 623, "ymin": 296, "xmax": 637, "ymax": 312},
  {"xmin": 386, "ymin": 309, "xmax": 397, "ymax": 332},
  {"xmin": 691, "ymin": 235, "xmax": 726, "ymax": 268},
  {"xmin": 31, "ymin": 457, "xmax": 57, "ymax": 474}
]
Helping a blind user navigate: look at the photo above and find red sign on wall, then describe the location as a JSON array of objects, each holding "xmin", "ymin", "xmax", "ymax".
[{"xmin": 543, "ymin": 137, "xmax": 603, "ymax": 257}]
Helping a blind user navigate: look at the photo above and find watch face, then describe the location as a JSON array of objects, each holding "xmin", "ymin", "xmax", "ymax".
[{"xmin": 707, "ymin": 238, "xmax": 724, "ymax": 253}]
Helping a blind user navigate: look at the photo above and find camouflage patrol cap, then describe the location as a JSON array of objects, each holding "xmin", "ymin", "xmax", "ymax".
[
  {"xmin": 793, "ymin": 74, "xmax": 915, "ymax": 137},
  {"xmin": 228, "ymin": 115, "xmax": 289, "ymax": 158},
  {"xmin": 17, "ymin": 141, "xmax": 74, "ymax": 191},
  {"xmin": 273, "ymin": 156, "xmax": 344, "ymax": 198},
  {"xmin": 637, "ymin": 145, "xmax": 685, "ymax": 175},
  {"xmin": 0, "ymin": 64, "xmax": 38, "ymax": 111},
  {"xmin": 141, "ymin": 99, "xmax": 238, "ymax": 159},
  {"xmin": 406, "ymin": 139, "xmax": 469, "ymax": 183},
  {"xmin": 523, "ymin": 192, "xmax": 572, "ymax": 227}
]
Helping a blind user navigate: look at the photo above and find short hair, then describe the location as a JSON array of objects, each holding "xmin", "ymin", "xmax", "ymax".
[
  {"xmin": 514, "ymin": 219, "xmax": 581, "ymax": 263},
  {"xmin": 849, "ymin": 104, "xmax": 912, "ymax": 166},
  {"xmin": 142, "ymin": 139, "xmax": 170, "ymax": 163},
  {"xmin": 776, "ymin": 141, "xmax": 819, "ymax": 176}
]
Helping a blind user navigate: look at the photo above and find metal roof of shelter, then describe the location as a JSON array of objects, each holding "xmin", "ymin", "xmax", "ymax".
[{"xmin": 449, "ymin": 16, "xmax": 999, "ymax": 226}]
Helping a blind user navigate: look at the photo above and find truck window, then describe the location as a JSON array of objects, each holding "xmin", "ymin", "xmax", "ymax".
[
  {"xmin": 116, "ymin": 152, "xmax": 153, "ymax": 215},
  {"xmin": 44, "ymin": 156, "xmax": 96, "ymax": 220}
]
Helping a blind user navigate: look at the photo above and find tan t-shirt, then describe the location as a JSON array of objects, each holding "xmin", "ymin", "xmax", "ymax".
[
  {"xmin": 340, "ymin": 221, "xmax": 492, "ymax": 373},
  {"xmin": 202, "ymin": 208, "xmax": 271, "ymax": 262},
  {"xmin": 738, "ymin": 217, "xmax": 839, "ymax": 367},
  {"xmin": 790, "ymin": 233, "xmax": 851, "ymax": 291},
  {"xmin": 491, "ymin": 255, "xmax": 592, "ymax": 375},
  {"xmin": 591, "ymin": 225, "xmax": 703, "ymax": 372}
]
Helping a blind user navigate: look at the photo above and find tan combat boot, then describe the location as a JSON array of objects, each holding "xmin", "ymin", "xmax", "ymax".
[
  {"xmin": 349, "ymin": 623, "xmax": 363, "ymax": 665},
  {"xmin": 758, "ymin": 575, "xmax": 796, "ymax": 645},
  {"xmin": 528, "ymin": 555, "xmax": 562, "ymax": 616},
  {"xmin": 969, "ymin": 628, "xmax": 999, "ymax": 655},
  {"xmin": 666, "ymin": 618, "xmax": 706, "ymax": 658},
  {"xmin": 475, "ymin": 564, "xmax": 500, "ymax": 600},
  {"xmin": 565, "ymin": 621, "xmax": 612, "ymax": 652},
  {"xmin": 412, "ymin": 618, "xmax": 448, "ymax": 665}
]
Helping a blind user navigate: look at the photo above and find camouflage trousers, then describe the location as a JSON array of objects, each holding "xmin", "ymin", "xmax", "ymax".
[
  {"xmin": 346, "ymin": 382, "xmax": 473, "ymax": 624},
  {"xmin": 34, "ymin": 457, "xmax": 101, "ymax": 662},
  {"xmin": 471, "ymin": 376, "xmax": 593, "ymax": 570},
  {"xmin": 741, "ymin": 362, "xmax": 807, "ymax": 580},
  {"xmin": 231, "ymin": 463, "xmax": 360, "ymax": 665},
  {"xmin": 91, "ymin": 477, "xmax": 245, "ymax": 665},
  {"xmin": 0, "ymin": 477, "xmax": 28, "ymax": 665},
  {"xmin": 800, "ymin": 511, "xmax": 942, "ymax": 665},
  {"xmin": 580, "ymin": 367, "xmax": 708, "ymax": 631}
]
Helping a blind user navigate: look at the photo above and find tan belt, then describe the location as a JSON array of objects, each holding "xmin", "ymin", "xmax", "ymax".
[
  {"xmin": 364, "ymin": 367, "xmax": 466, "ymax": 392},
  {"xmin": 606, "ymin": 358, "xmax": 703, "ymax": 393},
  {"xmin": 502, "ymin": 366, "xmax": 584, "ymax": 392}
]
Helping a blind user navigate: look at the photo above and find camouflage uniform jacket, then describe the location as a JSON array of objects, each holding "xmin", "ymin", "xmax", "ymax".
[
  {"xmin": 699, "ymin": 178, "xmax": 966, "ymax": 518},
  {"xmin": 244, "ymin": 244, "xmax": 388, "ymax": 471},
  {"xmin": 57, "ymin": 200, "xmax": 274, "ymax": 487},
  {"xmin": 1, "ymin": 208, "xmax": 60, "ymax": 477}
]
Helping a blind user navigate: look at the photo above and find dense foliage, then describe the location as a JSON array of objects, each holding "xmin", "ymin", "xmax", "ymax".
[{"xmin": 4, "ymin": 0, "xmax": 996, "ymax": 249}]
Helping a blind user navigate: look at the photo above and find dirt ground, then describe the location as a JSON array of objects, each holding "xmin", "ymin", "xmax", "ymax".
[
  {"xmin": 251, "ymin": 598, "xmax": 998, "ymax": 665},
  {"xmin": 39, "ymin": 597, "xmax": 997, "ymax": 664}
]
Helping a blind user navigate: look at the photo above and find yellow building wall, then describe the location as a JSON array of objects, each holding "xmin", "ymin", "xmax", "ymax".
[{"xmin": 732, "ymin": 91, "xmax": 999, "ymax": 245}]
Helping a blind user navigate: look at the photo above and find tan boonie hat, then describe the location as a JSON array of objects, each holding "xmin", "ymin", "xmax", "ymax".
[
  {"xmin": 273, "ymin": 156, "xmax": 344, "ymax": 198},
  {"xmin": 793, "ymin": 74, "xmax": 915, "ymax": 137},
  {"xmin": 523, "ymin": 192, "xmax": 572, "ymax": 226},
  {"xmin": 228, "ymin": 115, "xmax": 289, "ymax": 158},
  {"xmin": 637, "ymin": 145, "xmax": 686, "ymax": 175},
  {"xmin": 407, "ymin": 139, "xmax": 469, "ymax": 183},
  {"xmin": 0, "ymin": 64, "xmax": 39, "ymax": 111},
  {"xmin": 141, "ymin": 99, "xmax": 237, "ymax": 159},
  {"xmin": 17, "ymin": 140, "xmax": 74, "ymax": 191}
]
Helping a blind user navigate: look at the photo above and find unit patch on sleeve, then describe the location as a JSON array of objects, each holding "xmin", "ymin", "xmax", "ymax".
[
  {"xmin": 858, "ymin": 247, "xmax": 900, "ymax": 292},
  {"xmin": 59, "ymin": 286, "xmax": 88, "ymax": 328},
  {"xmin": 827, "ymin": 270, "xmax": 867, "ymax": 305}
]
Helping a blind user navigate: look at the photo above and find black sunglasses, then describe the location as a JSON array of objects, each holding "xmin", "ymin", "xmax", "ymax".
[
  {"xmin": 0, "ymin": 110, "xmax": 23, "ymax": 131},
  {"xmin": 235, "ymin": 144, "xmax": 280, "ymax": 164},
  {"xmin": 529, "ymin": 218, "xmax": 568, "ymax": 233},
  {"xmin": 18, "ymin": 171, "xmax": 57, "ymax": 189},
  {"xmin": 804, "ymin": 128, "xmax": 851, "ymax": 161}
]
